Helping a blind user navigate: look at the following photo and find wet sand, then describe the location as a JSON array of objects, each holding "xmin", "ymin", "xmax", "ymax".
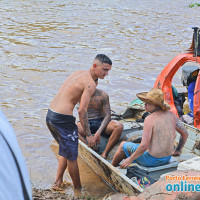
[
  {"xmin": 32, "ymin": 142, "xmax": 114, "ymax": 199},
  {"xmin": 32, "ymin": 188, "xmax": 99, "ymax": 200}
]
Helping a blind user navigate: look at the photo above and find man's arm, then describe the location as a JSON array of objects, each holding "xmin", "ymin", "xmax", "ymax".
[
  {"xmin": 93, "ymin": 92, "xmax": 111, "ymax": 145},
  {"xmin": 173, "ymin": 117, "xmax": 188, "ymax": 156},
  {"xmin": 98, "ymin": 92, "xmax": 111, "ymax": 133},
  {"xmin": 120, "ymin": 116, "xmax": 153, "ymax": 168},
  {"xmin": 78, "ymin": 83, "xmax": 96, "ymax": 147}
]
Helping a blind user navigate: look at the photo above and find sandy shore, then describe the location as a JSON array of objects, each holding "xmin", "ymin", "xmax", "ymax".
[{"xmin": 32, "ymin": 188, "xmax": 98, "ymax": 200}]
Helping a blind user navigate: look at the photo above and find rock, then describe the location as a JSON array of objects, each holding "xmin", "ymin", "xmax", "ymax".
[{"xmin": 102, "ymin": 193, "xmax": 127, "ymax": 200}]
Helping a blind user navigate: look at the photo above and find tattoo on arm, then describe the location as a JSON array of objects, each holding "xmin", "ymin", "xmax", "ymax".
[
  {"xmin": 98, "ymin": 95, "xmax": 111, "ymax": 133},
  {"xmin": 103, "ymin": 96, "xmax": 111, "ymax": 117},
  {"xmin": 82, "ymin": 111, "xmax": 91, "ymax": 136}
]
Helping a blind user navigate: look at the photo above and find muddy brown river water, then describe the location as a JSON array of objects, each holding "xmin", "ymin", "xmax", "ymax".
[{"xmin": 1, "ymin": 0, "xmax": 200, "ymax": 198}]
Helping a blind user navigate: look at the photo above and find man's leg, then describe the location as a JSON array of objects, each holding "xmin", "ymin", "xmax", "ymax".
[
  {"xmin": 101, "ymin": 120, "xmax": 123, "ymax": 159},
  {"xmin": 67, "ymin": 159, "xmax": 81, "ymax": 189},
  {"xmin": 54, "ymin": 155, "xmax": 68, "ymax": 187},
  {"xmin": 111, "ymin": 141, "xmax": 126, "ymax": 166}
]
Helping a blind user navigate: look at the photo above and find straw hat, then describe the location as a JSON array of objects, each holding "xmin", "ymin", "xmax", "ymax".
[{"xmin": 136, "ymin": 88, "xmax": 170, "ymax": 111}]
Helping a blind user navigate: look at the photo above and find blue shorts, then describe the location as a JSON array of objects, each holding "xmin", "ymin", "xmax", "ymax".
[
  {"xmin": 46, "ymin": 109, "xmax": 78, "ymax": 161},
  {"xmin": 123, "ymin": 142, "xmax": 171, "ymax": 167},
  {"xmin": 89, "ymin": 117, "xmax": 110, "ymax": 138}
]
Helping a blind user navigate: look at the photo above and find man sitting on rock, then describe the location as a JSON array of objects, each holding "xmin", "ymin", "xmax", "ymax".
[{"xmin": 112, "ymin": 88, "xmax": 188, "ymax": 168}]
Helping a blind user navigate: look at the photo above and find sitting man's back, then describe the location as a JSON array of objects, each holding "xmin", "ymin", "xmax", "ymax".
[
  {"xmin": 112, "ymin": 88, "xmax": 188, "ymax": 168},
  {"xmin": 146, "ymin": 109, "xmax": 177, "ymax": 158}
]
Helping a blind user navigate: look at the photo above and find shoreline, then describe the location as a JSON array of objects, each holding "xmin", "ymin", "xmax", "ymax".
[{"xmin": 32, "ymin": 188, "xmax": 99, "ymax": 200}]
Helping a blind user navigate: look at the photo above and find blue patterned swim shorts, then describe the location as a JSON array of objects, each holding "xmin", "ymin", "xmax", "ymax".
[
  {"xmin": 46, "ymin": 109, "xmax": 78, "ymax": 161},
  {"xmin": 123, "ymin": 142, "xmax": 171, "ymax": 167}
]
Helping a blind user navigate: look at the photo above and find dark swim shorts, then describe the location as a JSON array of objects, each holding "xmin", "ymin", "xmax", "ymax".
[
  {"xmin": 46, "ymin": 109, "xmax": 78, "ymax": 161},
  {"xmin": 89, "ymin": 117, "xmax": 110, "ymax": 138}
]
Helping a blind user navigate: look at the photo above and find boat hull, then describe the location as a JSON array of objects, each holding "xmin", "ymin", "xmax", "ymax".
[{"xmin": 78, "ymin": 140, "xmax": 143, "ymax": 195}]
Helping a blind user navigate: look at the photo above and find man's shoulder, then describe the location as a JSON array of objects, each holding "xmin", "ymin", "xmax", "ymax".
[
  {"xmin": 148, "ymin": 110, "xmax": 177, "ymax": 122},
  {"xmin": 73, "ymin": 70, "xmax": 96, "ymax": 87},
  {"xmin": 144, "ymin": 114, "xmax": 153, "ymax": 122},
  {"xmin": 166, "ymin": 110, "xmax": 177, "ymax": 119},
  {"xmin": 97, "ymin": 89, "xmax": 109, "ymax": 98},
  {"xmin": 101, "ymin": 90, "xmax": 108, "ymax": 97},
  {"xmin": 72, "ymin": 70, "xmax": 92, "ymax": 77},
  {"xmin": 92, "ymin": 89, "xmax": 109, "ymax": 100},
  {"xmin": 144, "ymin": 110, "xmax": 169, "ymax": 121},
  {"xmin": 93, "ymin": 89, "xmax": 103, "ymax": 97}
]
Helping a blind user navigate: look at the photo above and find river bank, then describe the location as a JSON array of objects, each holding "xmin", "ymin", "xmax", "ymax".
[{"xmin": 32, "ymin": 188, "xmax": 99, "ymax": 200}]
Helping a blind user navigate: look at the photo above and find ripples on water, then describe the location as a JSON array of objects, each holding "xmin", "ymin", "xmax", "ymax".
[{"xmin": 0, "ymin": 0, "xmax": 200, "ymax": 197}]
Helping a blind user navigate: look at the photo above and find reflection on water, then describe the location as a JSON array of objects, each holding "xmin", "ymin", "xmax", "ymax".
[{"xmin": 1, "ymin": 0, "xmax": 200, "ymax": 198}]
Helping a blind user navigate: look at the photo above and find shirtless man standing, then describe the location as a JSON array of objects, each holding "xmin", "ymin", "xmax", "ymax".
[
  {"xmin": 77, "ymin": 85, "xmax": 123, "ymax": 159},
  {"xmin": 46, "ymin": 54, "xmax": 112, "ymax": 189},
  {"xmin": 112, "ymin": 88, "xmax": 188, "ymax": 168}
]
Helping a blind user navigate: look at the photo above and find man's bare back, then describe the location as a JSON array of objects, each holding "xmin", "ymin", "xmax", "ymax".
[
  {"xmin": 146, "ymin": 110, "xmax": 177, "ymax": 158},
  {"xmin": 50, "ymin": 70, "xmax": 96, "ymax": 115}
]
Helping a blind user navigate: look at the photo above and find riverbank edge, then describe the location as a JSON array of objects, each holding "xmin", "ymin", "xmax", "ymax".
[{"xmin": 32, "ymin": 188, "xmax": 98, "ymax": 200}]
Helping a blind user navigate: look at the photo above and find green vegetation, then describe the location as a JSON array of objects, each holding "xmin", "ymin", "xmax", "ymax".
[{"xmin": 189, "ymin": 3, "xmax": 200, "ymax": 7}]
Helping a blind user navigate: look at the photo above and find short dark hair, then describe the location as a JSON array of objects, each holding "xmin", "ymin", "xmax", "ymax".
[{"xmin": 94, "ymin": 54, "xmax": 112, "ymax": 65}]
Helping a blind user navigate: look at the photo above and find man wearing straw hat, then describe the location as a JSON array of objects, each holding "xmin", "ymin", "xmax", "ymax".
[{"xmin": 112, "ymin": 88, "xmax": 188, "ymax": 168}]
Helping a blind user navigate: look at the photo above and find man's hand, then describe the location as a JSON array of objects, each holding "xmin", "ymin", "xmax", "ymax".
[
  {"xmin": 172, "ymin": 150, "xmax": 181, "ymax": 157},
  {"xmin": 86, "ymin": 135, "xmax": 95, "ymax": 147},
  {"xmin": 94, "ymin": 132, "xmax": 101, "ymax": 146},
  {"xmin": 120, "ymin": 157, "xmax": 133, "ymax": 169}
]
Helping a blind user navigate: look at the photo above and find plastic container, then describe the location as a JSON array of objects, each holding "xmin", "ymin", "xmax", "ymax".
[{"xmin": 183, "ymin": 97, "xmax": 190, "ymax": 114}]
